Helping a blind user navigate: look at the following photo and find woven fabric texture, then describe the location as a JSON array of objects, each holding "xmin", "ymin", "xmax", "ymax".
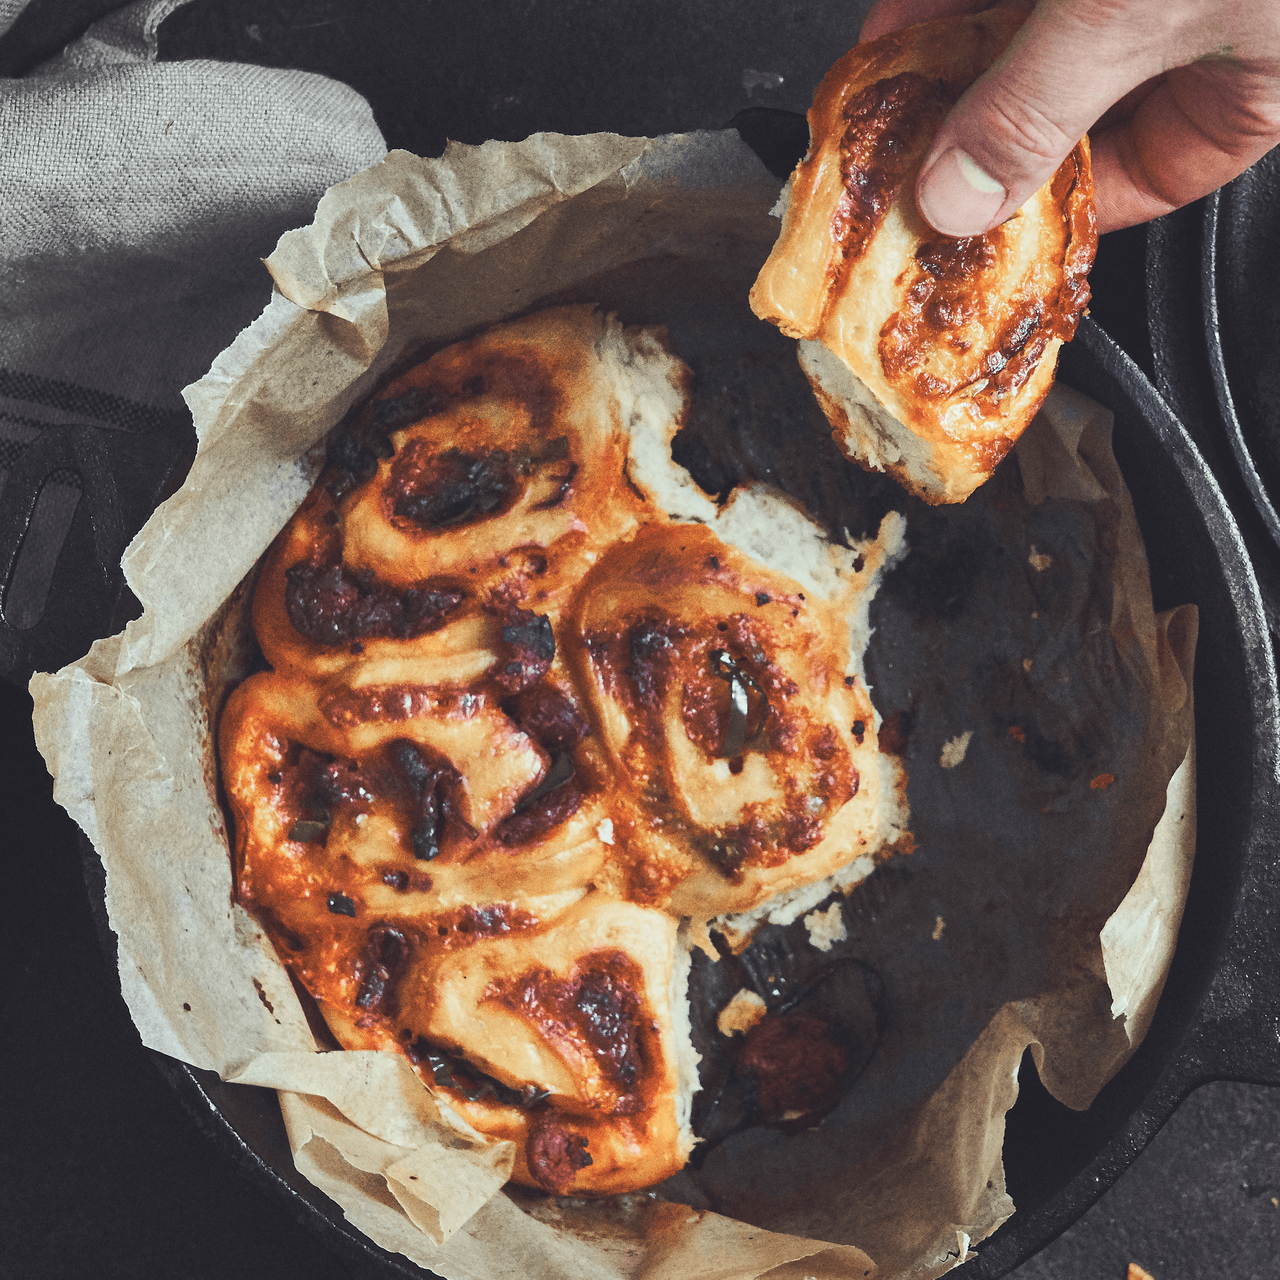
[{"xmin": 0, "ymin": 0, "xmax": 386, "ymax": 668}]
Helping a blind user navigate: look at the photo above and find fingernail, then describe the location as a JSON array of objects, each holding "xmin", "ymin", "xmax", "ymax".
[{"xmin": 917, "ymin": 148, "xmax": 1008, "ymax": 237}]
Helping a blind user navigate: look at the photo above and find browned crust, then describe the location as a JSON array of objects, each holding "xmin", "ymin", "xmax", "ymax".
[{"xmin": 827, "ymin": 72, "xmax": 948, "ymax": 281}]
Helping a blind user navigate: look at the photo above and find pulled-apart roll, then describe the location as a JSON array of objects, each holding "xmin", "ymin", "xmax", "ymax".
[{"xmin": 750, "ymin": 10, "xmax": 1097, "ymax": 505}]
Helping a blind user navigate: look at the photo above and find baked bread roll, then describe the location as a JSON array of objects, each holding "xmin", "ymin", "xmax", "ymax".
[
  {"xmin": 567, "ymin": 520, "xmax": 883, "ymax": 919},
  {"xmin": 749, "ymin": 10, "xmax": 1097, "ymax": 505},
  {"xmin": 253, "ymin": 305, "xmax": 666, "ymax": 685}
]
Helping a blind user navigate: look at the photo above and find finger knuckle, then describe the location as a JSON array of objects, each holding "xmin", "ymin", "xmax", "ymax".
[
  {"xmin": 983, "ymin": 89, "xmax": 1078, "ymax": 171},
  {"xmin": 1226, "ymin": 95, "xmax": 1280, "ymax": 145}
]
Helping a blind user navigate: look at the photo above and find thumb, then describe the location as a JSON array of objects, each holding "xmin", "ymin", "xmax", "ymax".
[{"xmin": 916, "ymin": 3, "xmax": 1150, "ymax": 236}]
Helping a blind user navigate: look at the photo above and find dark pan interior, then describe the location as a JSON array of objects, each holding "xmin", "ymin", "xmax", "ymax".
[{"xmin": 959, "ymin": 319, "xmax": 1280, "ymax": 1276}]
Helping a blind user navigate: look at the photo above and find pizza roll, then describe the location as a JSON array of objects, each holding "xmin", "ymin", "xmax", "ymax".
[
  {"xmin": 220, "ymin": 671, "xmax": 612, "ymax": 966},
  {"xmin": 749, "ymin": 10, "xmax": 1096, "ymax": 505},
  {"xmin": 388, "ymin": 895, "xmax": 697, "ymax": 1195},
  {"xmin": 254, "ymin": 305, "xmax": 684, "ymax": 682},
  {"xmin": 220, "ymin": 306, "xmax": 908, "ymax": 1197},
  {"xmin": 566, "ymin": 521, "xmax": 883, "ymax": 918}
]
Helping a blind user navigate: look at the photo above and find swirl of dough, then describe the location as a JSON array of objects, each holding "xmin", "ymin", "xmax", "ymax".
[
  {"xmin": 565, "ymin": 521, "xmax": 883, "ymax": 918},
  {"xmin": 348, "ymin": 895, "xmax": 694, "ymax": 1196},
  {"xmin": 219, "ymin": 670, "xmax": 618, "ymax": 967},
  {"xmin": 222, "ymin": 670, "xmax": 691, "ymax": 1191},
  {"xmin": 254, "ymin": 306, "xmax": 673, "ymax": 683}
]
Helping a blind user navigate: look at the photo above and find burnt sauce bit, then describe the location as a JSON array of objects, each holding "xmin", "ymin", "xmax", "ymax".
[
  {"xmin": 284, "ymin": 560, "xmax": 463, "ymax": 646},
  {"xmin": 502, "ymin": 684, "xmax": 590, "ymax": 752},
  {"xmin": 391, "ymin": 444, "xmax": 519, "ymax": 530},
  {"xmin": 392, "ymin": 740, "xmax": 469, "ymax": 860},
  {"xmin": 739, "ymin": 1014, "xmax": 850, "ymax": 1118},
  {"xmin": 436, "ymin": 902, "xmax": 535, "ymax": 946},
  {"xmin": 527, "ymin": 1113, "xmax": 594, "ymax": 1194},
  {"xmin": 878, "ymin": 709, "xmax": 911, "ymax": 756},
  {"xmin": 326, "ymin": 426, "xmax": 394, "ymax": 500},
  {"xmin": 371, "ymin": 384, "xmax": 449, "ymax": 428},
  {"xmin": 625, "ymin": 618, "xmax": 683, "ymax": 710},
  {"xmin": 275, "ymin": 738, "xmax": 424, "ymax": 850},
  {"xmin": 277, "ymin": 745, "xmax": 340, "ymax": 842},
  {"xmin": 354, "ymin": 925, "xmax": 411, "ymax": 1014},
  {"xmin": 495, "ymin": 759, "xmax": 585, "ymax": 847},
  {"xmin": 406, "ymin": 1038, "xmax": 537, "ymax": 1108},
  {"xmin": 494, "ymin": 607, "xmax": 556, "ymax": 693}
]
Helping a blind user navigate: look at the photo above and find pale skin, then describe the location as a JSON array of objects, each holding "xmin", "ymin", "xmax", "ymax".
[{"xmin": 859, "ymin": 0, "xmax": 1280, "ymax": 236}]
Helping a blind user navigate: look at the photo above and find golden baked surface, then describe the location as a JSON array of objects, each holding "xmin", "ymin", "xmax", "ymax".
[
  {"xmin": 750, "ymin": 11, "xmax": 1097, "ymax": 505},
  {"xmin": 219, "ymin": 306, "xmax": 894, "ymax": 1194}
]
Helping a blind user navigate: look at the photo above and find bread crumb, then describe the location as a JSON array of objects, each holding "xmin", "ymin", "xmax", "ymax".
[
  {"xmin": 939, "ymin": 731, "xmax": 973, "ymax": 769},
  {"xmin": 686, "ymin": 918, "xmax": 719, "ymax": 961},
  {"xmin": 742, "ymin": 68, "xmax": 785, "ymax": 95},
  {"xmin": 1029, "ymin": 546, "xmax": 1051, "ymax": 571},
  {"xmin": 1090, "ymin": 773, "xmax": 1116, "ymax": 790},
  {"xmin": 932, "ymin": 916, "xmax": 945, "ymax": 940},
  {"xmin": 596, "ymin": 818, "xmax": 615, "ymax": 845},
  {"xmin": 1022, "ymin": 658, "xmax": 1033, "ymax": 672},
  {"xmin": 717, "ymin": 988, "xmax": 767, "ymax": 1037},
  {"xmin": 1127, "ymin": 1265, "xmax": 1155, "ymax": 1280},
  {"xmin": 803, "ymin": 901, "xmax": 847, "ymax": 951}
]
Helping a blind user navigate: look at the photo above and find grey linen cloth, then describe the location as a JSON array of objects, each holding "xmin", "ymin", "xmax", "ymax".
[{"xmin": 0, "ymin": 0, "xmax": 386, "ymax": 675}]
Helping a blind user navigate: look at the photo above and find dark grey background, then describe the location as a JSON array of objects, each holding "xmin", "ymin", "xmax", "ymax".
[{"xmin": 3, "ymin": 3, "xmax": 1278, "ymax": 1279}]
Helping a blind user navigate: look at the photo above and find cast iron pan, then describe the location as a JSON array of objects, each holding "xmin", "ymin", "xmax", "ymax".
[
  {"xmin": 21, "ymin": 116, "xmax": 1280, "ymax": 1276},
  {"xmin": 1203, "ymin": 146, "xmax": 1280, "ymax": 561}
]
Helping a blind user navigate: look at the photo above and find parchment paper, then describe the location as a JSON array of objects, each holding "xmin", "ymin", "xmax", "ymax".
[{"xmin": 30, "ymin": 130, "xmax": 1195, "ymax": 1280}]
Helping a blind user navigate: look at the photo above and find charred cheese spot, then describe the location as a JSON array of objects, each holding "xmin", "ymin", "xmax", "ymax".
[{"xmin": 829, "ymin": 72, "xmax": 947, "ymax": 275}]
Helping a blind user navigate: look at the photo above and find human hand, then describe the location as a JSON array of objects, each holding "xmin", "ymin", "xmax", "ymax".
[{"xmin": 859, "ymin": 0, "xmax": 1280, "ymax": 235}]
